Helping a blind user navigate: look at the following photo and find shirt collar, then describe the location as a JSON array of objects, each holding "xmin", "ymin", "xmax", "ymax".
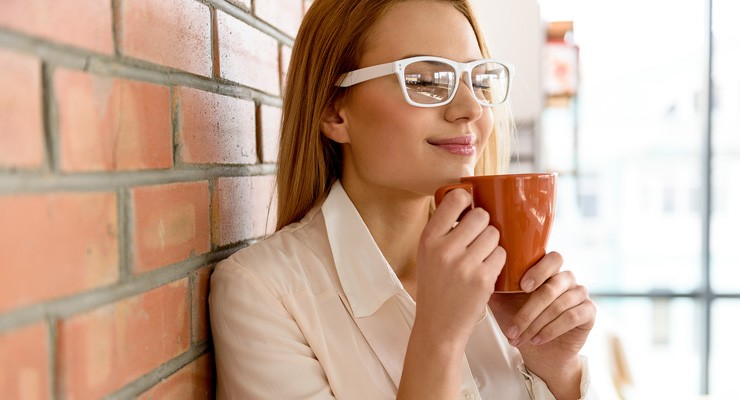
[{"xmin": 321, "ymin": 181, "xmax": 405, "ymax": 318}]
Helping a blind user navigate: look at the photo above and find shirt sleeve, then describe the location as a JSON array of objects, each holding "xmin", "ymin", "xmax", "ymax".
[
  {"xmin": 209, "ymin": 259, "xmax": 336, "ymax": 400},
  {"xmin": 518, "ymin": 356, "xmax": 596, "ymax": 400}
]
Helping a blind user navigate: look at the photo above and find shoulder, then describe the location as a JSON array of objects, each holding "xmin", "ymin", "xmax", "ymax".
[{"xmin": 210, "ymin": 205, "xmax": 336, "ymax": 303}]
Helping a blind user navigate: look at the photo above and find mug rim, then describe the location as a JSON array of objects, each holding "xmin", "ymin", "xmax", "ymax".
[{"xmin": 461, "ymin": 172, "xmax": 558, "ymax": 180}]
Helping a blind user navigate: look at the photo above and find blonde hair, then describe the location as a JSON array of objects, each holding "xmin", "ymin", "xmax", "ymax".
[{"xmin": 276, "ymin": 0, "xmax": 511, "ymax": 230}]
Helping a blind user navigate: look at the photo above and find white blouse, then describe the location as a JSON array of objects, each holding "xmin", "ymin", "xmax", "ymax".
[{"xmin": 210, "ymin": 181, "xmax": 594, "ymax": 399}]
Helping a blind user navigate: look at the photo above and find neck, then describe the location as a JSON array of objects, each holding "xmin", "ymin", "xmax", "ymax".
[{"xmin": 340, "ymin": 178, "xmax": 430, "ymax": 282}]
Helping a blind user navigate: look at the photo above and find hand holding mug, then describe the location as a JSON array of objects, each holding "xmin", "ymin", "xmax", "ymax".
[
  {"xmin": 434, "ymin": 173, "xmax": 557, "ymax": 292},
  {"xmin": 487, "ymin": 252, "xmax": 596, "ymax": 399}
]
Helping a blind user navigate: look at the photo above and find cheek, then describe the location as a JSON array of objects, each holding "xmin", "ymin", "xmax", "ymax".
[
  {"xmin": 477, "ymin": 109, "xmax": 495, "ymax": 147},
  {"xmin": 347, "ymin": 83, "xmax": 422, "ymax": 143}
]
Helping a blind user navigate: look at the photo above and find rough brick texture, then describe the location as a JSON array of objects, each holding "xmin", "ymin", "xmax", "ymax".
[
  {"xmin": 137, "ymin": 353, "xmax": 214, "ymax": 400},
  {"xmin": 0, "ymin": 49, "xmax": 44, "ymax": 169},
  {"xmin": 0, "ymin": 0, "xmax": 292, "ymax": 397},
  {"xmin": 177, "ymin": 87, "xmax": 257, "ymax": 165},
  {"xmin": 217, "ymin": 11, "xmax": 280, "ymax": 95},
  {"xmin": 0, "ymin": 0, "xmax": 113, "ymax": 53},
  {"xmin": 259, "ymin": 104, "xmax": 282, "ymax": 163},
  {"xmin": 118, "ymin": 0, "xmax": 211, "ymax": 76},
  {"xmin": 254, "ymin": 0, "xmax": 303, "ymax": 37},
  {"xmin": 212, "ymin": 175, "xmax": 277, "ymax": 247},
  {"xmin": 0, "ymin": 323, "xmax": 50, "ymax": 400},
  {"xmin": 55, "ymin": 69, "xmax": 173, "ymax": 172},
  {"xmin": 131, "ymin": 182, "xmax": 211, "ymax": 273},
  {"xmin": 57, "ymin": 279, "xmax": 190, "ymax": 399},
  {"xmin": 279, "ymin": 45, "xmax": 292, "ymax": 95},
  {"xmin": 0, "ymin": 192, "xmax": 119, "ymax": 313}
]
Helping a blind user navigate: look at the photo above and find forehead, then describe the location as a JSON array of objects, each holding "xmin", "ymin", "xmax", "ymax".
[{"xmin": 360, "ymin": 0, "xmax": 483, "ymax": 66}]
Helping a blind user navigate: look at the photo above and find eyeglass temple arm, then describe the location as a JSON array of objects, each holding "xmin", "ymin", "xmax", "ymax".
[{"xmin": 336, "ymin": 62, "xmax": 396, "ymax": 87}]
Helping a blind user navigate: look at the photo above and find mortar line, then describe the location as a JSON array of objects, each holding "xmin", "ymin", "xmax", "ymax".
[
  {"xmin": 200, "ymin": 0, "xmax": 295, "ymax": 46},
  {"xmin": 0, "ymin": 246, "xmax": 246, "ymax": 333},
  {"xmin": 188, "ymin": 272, "xmax": 197, "ymax": 347},
  {"xmin": 0, "ymin": 164, "xmax": 276, "ymax": 193},
  {"xmin": 0, "ymin": 29, "xmax": 283, "ymax": 108},
  {"xmin": 209, "ymin": 178, "xmax": 217, "ymax": 251},
  {"xmin": 255, "ymin": 103, "xmax": 265, "ymax": 164},
  {"xmin": 47, "ymin": 318, "xmax": 58, "ymax": 400},
  {"xmin": 104, "ymin": 341, "xmax": 211, "ymax": 399},
  {"xmin": 171, "ymin": 86, "xmax": 180, "ymax": 168},
  {"xmin": 41, "ymin": 61, "xmax": 58, "ymax": 172},
  {"xmin": 111, "ymin": 0, "xmax": 121, "ymax": 57},
  {"xmin": 118, "ymin": 188, "xmax": 132, "ymax": 281},
  {"xmin": 210, "ymin": 5, "xmax": 220, "ymax": 80}
]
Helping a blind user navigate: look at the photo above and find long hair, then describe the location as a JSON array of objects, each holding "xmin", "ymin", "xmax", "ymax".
[{"xmin": 276, "ymin": 0, "xmax": 512, "ymax": 230}]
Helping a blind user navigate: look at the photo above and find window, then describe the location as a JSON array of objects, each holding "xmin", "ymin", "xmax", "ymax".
[{"xmin": 540, "ymin": 0, "xmax": 740, "ymax": 397}]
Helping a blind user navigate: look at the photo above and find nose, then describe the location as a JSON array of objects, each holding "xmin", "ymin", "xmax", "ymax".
[{"xmin": 444, "ymin": 71, "xmax": 483, "ymax": 122}]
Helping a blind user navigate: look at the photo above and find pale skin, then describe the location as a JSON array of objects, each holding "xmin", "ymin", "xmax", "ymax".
[{"xmin": 321, "ymin": 1, "xmax": 596, "ymax": 399}]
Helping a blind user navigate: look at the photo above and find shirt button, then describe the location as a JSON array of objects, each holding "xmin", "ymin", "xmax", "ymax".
[{"xmin": 461, "ymin": 389, "xmax": 474, "ymax": 400}]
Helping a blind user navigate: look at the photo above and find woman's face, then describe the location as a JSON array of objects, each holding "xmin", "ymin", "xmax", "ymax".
[{"xmin": 335, "ymin": 0, "xmax": 495, "ymax": 197}]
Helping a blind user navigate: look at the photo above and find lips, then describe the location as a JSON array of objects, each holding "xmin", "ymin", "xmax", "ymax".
[{"xmin": 427, "ymin": 135, "xmax": 477, "ymax": 156}]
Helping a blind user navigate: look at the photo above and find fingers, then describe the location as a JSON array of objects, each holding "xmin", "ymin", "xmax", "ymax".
[
  {"xmin": 462, "ymin": 222, "xmax": 500, "ymax": 262},
  {"xmin": 481, "ymin": 246, "xmax": 507, "ymax": 287},
  {"xmin": 519, "ymin": 251, "xmax": 563, "ymax": 293},
  {"xmin": 506, "ymin": 270, "xmax": 594, "ymax": 346},
  {"xmin": 426, "ymin": 189, "xmax": 496, "ymax": 253},
  {"xmin": 528, "ymin": 298, "xmax": 596, "ymax": 345},
  {"xmin": 425, "ymin": 188, "xmax": 474, "ymax": 238}
]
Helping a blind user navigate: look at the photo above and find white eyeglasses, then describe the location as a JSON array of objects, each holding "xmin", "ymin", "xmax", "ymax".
[{"xmin": 336, "ymin": 56, "xmax": 513, "ymax": 107}]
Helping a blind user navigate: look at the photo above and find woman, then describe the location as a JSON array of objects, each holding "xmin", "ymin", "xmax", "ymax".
[{"xmin": 210, "ymin": 0, "xmax": 597, "ymax": 398}]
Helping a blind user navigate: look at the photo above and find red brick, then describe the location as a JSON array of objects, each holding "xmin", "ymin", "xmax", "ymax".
[
  {"xmin": 0, "ymin": 323, "xmax": 50, "ymax": 400},
  {"xmin": 118, "ymin": 0, "xmax": 211, "ymax": 76},
  {"xmin": 131, "ymin": 182, "xmax": 211, "ymax": 273},
  {"xmin": 0, "ymin": 49, "xmax": 44, "ymax": 169},
  {"xmin": 193, "ymin": 266, "xmax": 214, "ymax": 342},
  {"xmin": 57, "ymin": 279, "xmax": 190, "ymax": 399},
  {"xmin": 137, "ymin": 353, "xmax": 214, "ymax": 400},
  {"xmin": 259, "ymin": 105, "xmax": 281, "ymax": 163},
  {"xmin": 212, "ymin": 176, "xmax": 277, "ymax": 246},
  {"xmin": 55, "ymin": 69, "xmax": 172, "ymax": 172},
  {"xmin": 0, "ymin": 0, "xmax": 113, "ymax": 53},
  {"xmin": 254, "ymin": 0, "xmax": 303, "ymax": 37},
  {"xmin": 279, "ymin": 44, "xmax": 292, "ymax": 96},
  {"xmin": 0, "ymin": 193, "xmax": 118, "ymax": 313},
  {"xmin": 217, "ymin": 11, "xmax": 280, "ymax": 95},
  {"xmin": 177, "ymin": 87, "xmax": 257, "ymax": 165}
]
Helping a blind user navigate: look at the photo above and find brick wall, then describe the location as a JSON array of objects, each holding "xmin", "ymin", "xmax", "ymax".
[{"xmin": 0, "ymin": 1, "xmax": 310, "ymax": 398}]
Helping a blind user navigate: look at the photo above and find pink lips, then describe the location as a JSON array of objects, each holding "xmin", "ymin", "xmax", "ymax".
[{"xmin": 427, "ymin": 135, "xmax": 476, "ymax": 156}]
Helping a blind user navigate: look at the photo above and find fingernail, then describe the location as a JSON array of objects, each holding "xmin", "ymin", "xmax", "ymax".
[
  {"xmin": 506, "ymin": 326, "xmax": 519, "ymax": 339},
  {"xmin": 509, "ymin": 337, "xmax": 521, "ymax": 347},
  {"xmin": 521, "ymin": 278, "xmax": 535, "ymax": 292},
  {"xmin": 531, "ymin": 335, "xmax": 542, "ymax": 345}
]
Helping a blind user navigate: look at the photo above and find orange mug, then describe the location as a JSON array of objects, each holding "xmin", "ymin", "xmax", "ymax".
[{"xmin": 434, "ymin": 173, "xmax": 557, "ymax": 292}]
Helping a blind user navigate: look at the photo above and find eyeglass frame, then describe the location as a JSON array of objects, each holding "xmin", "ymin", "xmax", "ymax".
[{"xmin": 336, "ymin": 55, "xmax": 515, "ymax": 108}]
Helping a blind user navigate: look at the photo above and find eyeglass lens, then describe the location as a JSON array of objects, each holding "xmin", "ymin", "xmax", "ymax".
[{"xmin": 403, "ymin": 60, "xmax": 509, "ymax": 105}]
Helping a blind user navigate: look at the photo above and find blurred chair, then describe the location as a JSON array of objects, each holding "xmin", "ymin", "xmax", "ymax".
[{"xmin": 581, "ymin": 312, "xmax": 633, "ymax": 400}]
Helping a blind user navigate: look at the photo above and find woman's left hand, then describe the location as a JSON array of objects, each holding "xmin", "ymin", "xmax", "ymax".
[{"xmin": 488, "ymin": 252, "xmax": 596, "ymax": 389}]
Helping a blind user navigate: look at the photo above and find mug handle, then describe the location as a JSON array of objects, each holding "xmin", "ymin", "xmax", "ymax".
[{"xmin": 434, "ymin": 182, "xmax": 475, "ymax": 209}]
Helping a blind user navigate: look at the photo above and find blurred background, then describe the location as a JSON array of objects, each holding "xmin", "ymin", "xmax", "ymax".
[{"xmin": 472, "ymin": 0, "xmax": 740, "ymax": 399}]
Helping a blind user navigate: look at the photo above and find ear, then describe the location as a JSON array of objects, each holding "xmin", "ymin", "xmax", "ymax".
[{"xmin": 320, "ymin": 102, "xmax": 351, "ymax": 144}]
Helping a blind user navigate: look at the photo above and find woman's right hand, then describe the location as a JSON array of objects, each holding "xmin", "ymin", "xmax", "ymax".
[{"xmin": 413, "ymin": 188, "xmax": 506, "ymax": 346}]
